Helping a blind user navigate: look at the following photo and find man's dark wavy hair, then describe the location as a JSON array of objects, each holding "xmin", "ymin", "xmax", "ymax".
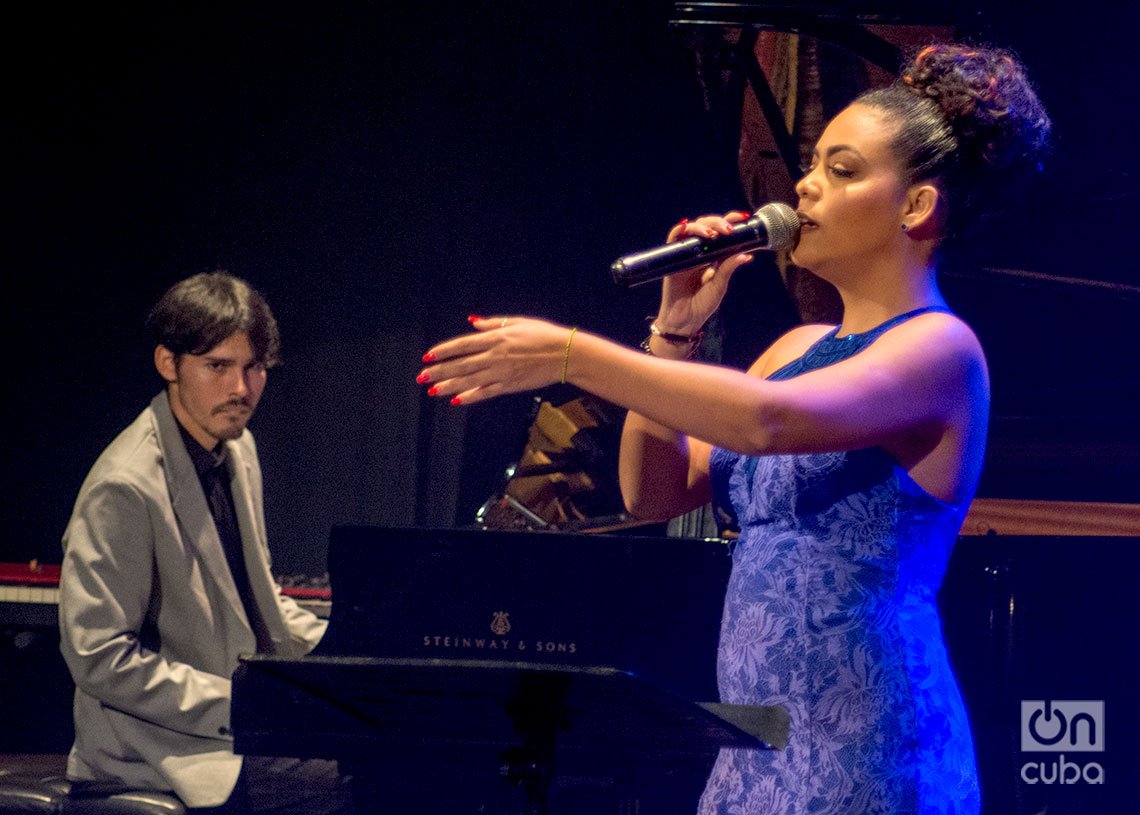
[{"xmin": 147, "ymin": 271, "xmax": 281, "ymax": 366}]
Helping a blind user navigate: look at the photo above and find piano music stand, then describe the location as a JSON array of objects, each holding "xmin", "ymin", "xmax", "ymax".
[{"xmin": 233, "ymin": 655, "xmax": 788, "ymax": 814}]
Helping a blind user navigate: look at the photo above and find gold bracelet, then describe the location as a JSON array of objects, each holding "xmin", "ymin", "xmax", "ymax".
[{"xmin": 561, "ymin": 327, "xmax": 577, "ymax": 384}]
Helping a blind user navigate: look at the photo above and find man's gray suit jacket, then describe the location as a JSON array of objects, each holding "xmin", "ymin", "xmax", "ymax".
[{"xmin": 59, "ymin": 391, "xmax": 327, "ymax": 808}]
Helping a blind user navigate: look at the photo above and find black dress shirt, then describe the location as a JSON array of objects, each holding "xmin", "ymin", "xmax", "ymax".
[{"xmin": 178, "ymin": 423, "xmax": 274, "ymax": 654}]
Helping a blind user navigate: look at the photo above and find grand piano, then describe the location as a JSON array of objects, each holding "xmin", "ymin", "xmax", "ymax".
[{"xmin": 230, "ymin": 526, "xmax": 787, "ymax": 814}]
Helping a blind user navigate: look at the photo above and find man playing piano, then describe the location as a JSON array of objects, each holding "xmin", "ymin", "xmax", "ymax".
[{"xmin": 58, "ymin": 272, "xmax": 354, "ymax": 813}]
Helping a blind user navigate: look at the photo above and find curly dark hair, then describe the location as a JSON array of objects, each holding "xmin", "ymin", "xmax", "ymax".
[
  {"xmin": 856, "ymin": 43, "xmax": 1052, "ymax": 243},
  {"xmin": 147, "ymin": 271, "xmax": 281, "ymax": 367}
]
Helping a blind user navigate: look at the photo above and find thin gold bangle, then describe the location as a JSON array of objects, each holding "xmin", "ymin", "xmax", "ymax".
[{"xmin": 561, "ymin": 327, "xmax": 578, "ymax": 384}]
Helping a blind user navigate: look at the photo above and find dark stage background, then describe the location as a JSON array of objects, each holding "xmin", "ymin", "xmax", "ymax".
[
  {"xmin": 3, "ymin": 3, "xmax": 1139, "ymax": 813},
  {"xmin": 5, "ymin": 1, "xmax": 1138, "ymax": 575}
]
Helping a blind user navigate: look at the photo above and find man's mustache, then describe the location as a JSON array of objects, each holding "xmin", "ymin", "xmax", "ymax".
[{"xmin": 213, "ymin": 399, "xmax": 252, "ymax": 414}]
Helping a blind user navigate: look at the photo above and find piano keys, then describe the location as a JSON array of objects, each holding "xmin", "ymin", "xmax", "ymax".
[{"xmin": 0, "ymin": 561, "xmax": 60, "ymax": 627}]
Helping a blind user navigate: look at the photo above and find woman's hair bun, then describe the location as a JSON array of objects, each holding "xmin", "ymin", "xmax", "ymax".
[{"xmin": 901, "ymin": 43, "xmax": 1051, "ymax": 174}]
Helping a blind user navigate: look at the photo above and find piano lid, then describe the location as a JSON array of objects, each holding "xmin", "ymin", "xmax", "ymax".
[
  {"xmin": 233, "ymin": 524, "xmax": 788, "ymax": 774},
  {"xmin": 232, "ymin": 655, "xmax": 788, "ymax": 762},
  {"xmin": 311, "ymin": 525, "xmax": 733, "ymax": 703}
]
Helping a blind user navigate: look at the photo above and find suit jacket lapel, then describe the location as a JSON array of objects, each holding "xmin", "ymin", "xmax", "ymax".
[
  {"xmin": 226, "ymin": 443, "xmax": 289, "ymax": 650},
  {"xmin": 151, "ymin": 392, "xmax": 248, "ymax": 625}
]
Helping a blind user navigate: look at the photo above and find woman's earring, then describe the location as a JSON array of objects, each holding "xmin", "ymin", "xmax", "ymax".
[{"xmin": 900, "ymin": 223, "xmax": 909, "ymax": 232}]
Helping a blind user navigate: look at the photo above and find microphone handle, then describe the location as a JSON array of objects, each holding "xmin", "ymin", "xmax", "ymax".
[{"xmin": 610, "ymin": 217, "xmax": 772, "ymax": 288}]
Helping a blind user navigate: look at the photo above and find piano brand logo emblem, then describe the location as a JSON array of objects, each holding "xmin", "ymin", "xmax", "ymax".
[
  {"xmin": 490, "ymin": 611, "xmax": 511, "ymax": 636},
  {"xmin": 1020, "ymin": 700, "xmax": 1105, "ymax": 785}
]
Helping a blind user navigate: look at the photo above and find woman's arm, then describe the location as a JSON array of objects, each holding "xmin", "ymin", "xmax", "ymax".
[
  {"xmin": 419, "ymin": 310, "xmax": 986, "ymax": 501},
  {"xmin": 606, "ymin": 209, "xmax": 764, "ymax": 518},
  {"xmin": 616, "ymin": 322, "xmax": 832, "ymax": 520},
  {"xmin": 616, "ymin": 332, "xmax": 713, "ymax": 521},
  {"xmin": 573, "ymin": 314, "xmax": 978, "ymax": 453}
]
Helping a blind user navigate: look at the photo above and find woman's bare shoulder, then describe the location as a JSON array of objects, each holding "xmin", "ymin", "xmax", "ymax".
[{"xmin": 876, "ymin": 310, "xmax": 987, "ymax": 368}]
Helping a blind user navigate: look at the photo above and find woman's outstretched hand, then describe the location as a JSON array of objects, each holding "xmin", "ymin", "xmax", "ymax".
[
  {"xmin": 416, "ymin": 210, "xmax": 752, "ymax": 405},
  {"xmin": 417, "ymin": 316, "xmax": 574, "ymax": 406},
  {"xmin": 656, "ymin": 210, "xmax": 756, "ymax": 336}
]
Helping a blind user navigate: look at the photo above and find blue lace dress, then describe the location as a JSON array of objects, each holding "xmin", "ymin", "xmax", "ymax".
[{"xmin": 697, "ymin": 308, "xmax": 981, "ymax": 814}]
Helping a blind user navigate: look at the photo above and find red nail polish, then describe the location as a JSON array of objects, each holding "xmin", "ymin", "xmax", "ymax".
[
  {"xmin": 416, "ymin": 372, "xmax": 431, "ymax": 384},
  {"xmin": 675, "ymin": 218, "xmax": 689, "ymax": 228},
  {"xmin": 467, "ymin": 314, "xmax": 485, "ymax": 324},
  {"xmin": 427, "ymin": 385, "xmax": 441, "ymax": 397},
  {"xmin": 450, "ymin": 396, "xmax": 463, "ymax": 406},
  {"xmin": 422, "ymin": 352, "xmax": 436, "ymax": 363}
]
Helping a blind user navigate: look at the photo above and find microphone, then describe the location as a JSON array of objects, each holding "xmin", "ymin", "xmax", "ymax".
[{"xmin": 610, "ymin": 202, "xmax": 800, "ymax": 288}]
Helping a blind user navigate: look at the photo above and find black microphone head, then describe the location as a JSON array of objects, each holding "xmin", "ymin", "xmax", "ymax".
[{"xmin": 753, "ymin": 202, "xmax": 800, "ymax": 252}]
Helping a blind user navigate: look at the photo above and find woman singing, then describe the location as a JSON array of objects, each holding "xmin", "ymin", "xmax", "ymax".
[{"xmin": 418, "ymin": 42, "xmax": 1051, "ymax": 813}]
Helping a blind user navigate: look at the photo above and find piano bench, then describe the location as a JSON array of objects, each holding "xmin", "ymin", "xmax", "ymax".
[
  {"xmin": 0, "ymin": 773, "xmax": 66, "ymax": 814},
  {"xmin": 0, "ymin": 774, "xmax": 186, "ymax": 815},
  {"xmin": 63, "ymin": 786, "xmax": 186, "ymax": 815}
]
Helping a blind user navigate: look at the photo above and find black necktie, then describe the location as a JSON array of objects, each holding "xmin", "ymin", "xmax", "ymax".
[{"xmin": 202, "ymin": 455, "xmax": 274, "ymax": 654}]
